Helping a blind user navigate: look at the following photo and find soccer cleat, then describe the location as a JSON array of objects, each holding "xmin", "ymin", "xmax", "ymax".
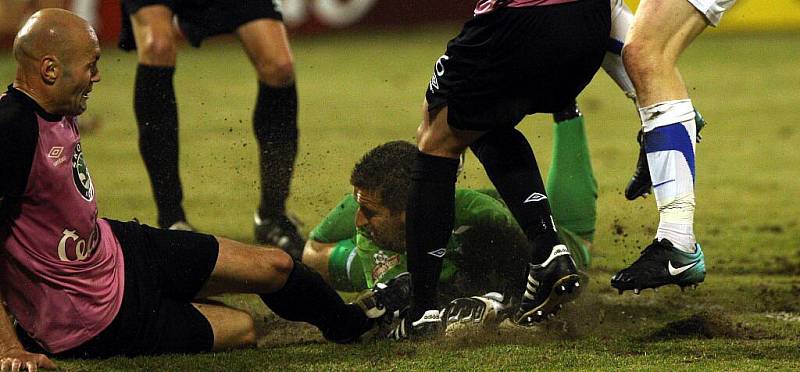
[
  {"xmin": 387, "ymin": 309, "xmax": 444, "ymax": 341},
  {"xmin": 514, "ymin": 245, "xmax": 581, "ymax": 326},
  {"xmin": 167, "ymin": 220, "xmax": 195, "ymax": 232},
  {"xmin": 254, "ymin": 212, "xmax": 306, "ymax": 260},
  {"xmin": 610, "ymin": 238, "xmax": 705, "ymax": 293},
  {"xmin": 624, "ymin": 129, "xmax": 652, "ymax": 200},
  {"xmin": 354, "ymin": 272, "xmax": 412, "ymax": 320},
  {"xmin": 442, "ymin": 293, "xmax": 511, "ymax": 336},
  {"xmin": 625, "ymin": 110, "xmax": 707, "ymax": 200}
]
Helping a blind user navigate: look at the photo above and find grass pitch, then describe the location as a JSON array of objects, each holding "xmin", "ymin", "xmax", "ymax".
[{"xmin": 1, "ymin": 27, "xmax": 799, "ymax": 370}]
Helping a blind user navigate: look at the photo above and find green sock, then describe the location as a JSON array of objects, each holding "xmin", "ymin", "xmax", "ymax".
[{"xmin": 546, "ymin": 114, "xmax": 598, "ymax": 243}]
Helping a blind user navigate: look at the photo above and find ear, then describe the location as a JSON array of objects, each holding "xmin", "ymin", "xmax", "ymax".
[{"xmin": 40, "ymin": 56, "xmax": 59, "ymax": 85}]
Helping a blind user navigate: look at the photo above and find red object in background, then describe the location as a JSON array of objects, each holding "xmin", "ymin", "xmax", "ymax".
[
  {"xmin": 97, "ymin": 1, "xmax": 122, "ymax": 42},
  {"xmin": 1, "ymin": 0, "xmax": 472, "ymax": 48}
]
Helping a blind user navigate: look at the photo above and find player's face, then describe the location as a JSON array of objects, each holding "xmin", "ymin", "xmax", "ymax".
[
  {"xmin": 55, "ymin": 32, "xmax": 101, "ymax": 115},
  {"xmin": 354, "ymin": 187, "xmax": 406, "ymax": 252}
]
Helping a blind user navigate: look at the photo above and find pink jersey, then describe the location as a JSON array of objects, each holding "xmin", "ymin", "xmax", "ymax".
[
  {"xmin": 0, "ymin": 111, "xmax": 124, "ymax": 353},
  {"xmin": 475, "ymin": 0, "xmax": 578, "ymax": 15}
]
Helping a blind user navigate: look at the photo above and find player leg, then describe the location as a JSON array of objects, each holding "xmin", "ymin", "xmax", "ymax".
[
  {"xmin": 394, "ymin": 103, "xmax": 483, "ymax": 340},
  {"xmin": 611, "ymin": 0, "xmax": 726, "ymax": 292},
  {"xmin": 191, "ymin": 302, "xmax": 257, "ymax": 350},
  {"xmin": 470, "ymin": 126, "xmax": 582, "ymax": 325},
  {"xmin": 302, "ymin": 238, "xmax": 372, "ymax": 292},
  {"xmin": 237, "ymin": 19, "xmax": 304, "ymax": 258},
  {"xmin": 128, "ymin": 4, "xmax": 188, "ymax": 229},
  {"xmin": 198, "ymin": 238, "xmax": 372, "ymax": 343},
  {"xmin": 548, "ymin": 102, "xmax": 597, "ymax": 270},
  {"xmin": 614, "ymin": 0, "xmax": 710, "ymax": 201}
]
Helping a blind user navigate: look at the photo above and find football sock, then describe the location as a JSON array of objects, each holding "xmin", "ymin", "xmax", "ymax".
[
  {"xmin": 405, "ymin": 151, "xmax": 459, "ymax": 320},
  {"xmin": 640, "ymin": 99, "xmax": 697, "ymax": 253},
  {"xmin": 260, "ymin": 260, "xmax": 370, "ymax": 343},
  {"xmin": 602, "ymin": 0, "xmax": 636, "ymax": 99},
  {"xmin": 548, "ymin": 103, "xmax": 598, "ymax": 242},
  {"xmin": 134, "ymin": 64, "xmax": 185, "ymax": 227},
  {"xmin": 254, "ymin": 82, "xmax": 298, "ymax": 219},
  {"xmin": 470, "ymin": 129, "xmax": 561, "ymax": 264}
]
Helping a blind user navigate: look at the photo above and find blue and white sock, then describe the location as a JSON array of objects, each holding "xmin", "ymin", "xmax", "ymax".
[{"xmin": 639, "ymin": 99, "xmax": 697, "ymax": 253}]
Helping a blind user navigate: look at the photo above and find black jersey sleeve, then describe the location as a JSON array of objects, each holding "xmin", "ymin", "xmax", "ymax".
[{"xmin": 0, "ymin": 95, "xmax": 38, "ymax": 199}]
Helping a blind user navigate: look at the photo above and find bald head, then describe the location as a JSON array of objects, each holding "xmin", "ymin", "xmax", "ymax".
[
  {"xmin": 12, "ymin": 9, "xmax": 101, "ymax": 116},
  {"xmin": 13, "ymin": 8, "xmax": 97, "ymax": 68}
]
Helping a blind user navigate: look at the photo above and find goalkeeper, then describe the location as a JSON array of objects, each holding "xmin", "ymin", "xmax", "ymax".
[{"xmin": 302, "ymin": 101, "xmax": 597, "ymax": 307}]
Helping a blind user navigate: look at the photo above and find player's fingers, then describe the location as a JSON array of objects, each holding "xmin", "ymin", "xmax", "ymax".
[
  {"xmin": 25, "ymin": 361, "xmax": 35, "ymax": 372},
  {"xmin": 10, "ymin": 359, "xmax": 20, "ymax": 372},
  {"xmin": 1, "ymin": 357, "xmax": 11, "ymax": 372},
  {"xmin": 4, "ymin": 359, "xmax": 13, "ymax": 372}
]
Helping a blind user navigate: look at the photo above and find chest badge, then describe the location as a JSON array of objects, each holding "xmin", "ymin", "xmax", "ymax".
[{"xmin": 71, "ymin": 142, "xmax": 95, "ymax": 201}]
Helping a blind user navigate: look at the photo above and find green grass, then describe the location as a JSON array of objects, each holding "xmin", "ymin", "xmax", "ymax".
[{"xmin": 1, "ymin": 28, "xmax": 799, "ymax": 370}]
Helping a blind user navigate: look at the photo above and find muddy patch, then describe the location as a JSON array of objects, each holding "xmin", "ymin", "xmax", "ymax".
[{"xmin": 644, "ymin": 310, "xmax": 771, "ymax": 341}]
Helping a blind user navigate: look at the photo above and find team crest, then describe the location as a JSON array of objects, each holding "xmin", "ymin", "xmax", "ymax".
[
  {"xmin": 71, "ymin": 142, "xmax": 95, "ymax": 201},
  {"xmin": 372, "ymin": 250, "xmax": 401, "ymax": 282}
]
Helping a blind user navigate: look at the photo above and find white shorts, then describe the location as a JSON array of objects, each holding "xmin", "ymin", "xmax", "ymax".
[{"xmin": 687, "ymin": 0, "xmax": 736, "ymax": 27}]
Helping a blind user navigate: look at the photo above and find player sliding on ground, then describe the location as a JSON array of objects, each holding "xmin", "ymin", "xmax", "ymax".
[
  {"xmin": 0, "ymin": 10, "xmax": 373, "ymax": 371},
  {"xmin": 303, "ymin": 102, "xmax": 598, "ymax": 336}
]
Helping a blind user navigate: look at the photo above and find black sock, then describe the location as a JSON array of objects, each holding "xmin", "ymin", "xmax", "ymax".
[
  {"xmin": 259, "ymin": 260, "xmax": 369, "ymax": 343},
  {"xmin": 552, "ymin": 101, "xmax": 581, "ymax": 122},
  {"xmin": 253, "ymin": 82, "xmax": 298, "ymax": 219},
  {"xmin": 470, "ymin": 129, "xmax": 560, "ymax": 264},
  {"xmin": 406, "ymin": 151, "xmax": 460, "ymax": 319},
  {"xmin": 134, "ymin": 64, "xmax": 185, "ymax": 227}
]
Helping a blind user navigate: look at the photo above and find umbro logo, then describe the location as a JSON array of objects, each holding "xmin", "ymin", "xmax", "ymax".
[
  {"xmin": 48, "ymin": 146, "xmax": 64, "ymax": 158},
  {"xmin": 668, "ymin": 260, "xmax": 697, "ymax": 276},
  {"xmin": 427, "ymin": 248, "xmax": 446, "ymax": 258},
  {"xmin": 523, "ymin": 192, "xmax": 547, "ymax": 203}
]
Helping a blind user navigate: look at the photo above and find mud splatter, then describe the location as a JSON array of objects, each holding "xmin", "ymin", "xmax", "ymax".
[{"xmin": 644, "ymin": 311, "xmax": 772, "ymax": 340}]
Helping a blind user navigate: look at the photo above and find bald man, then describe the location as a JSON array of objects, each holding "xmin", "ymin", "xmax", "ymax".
[{"xmin": 0, "ymin": 9, "xmax": 372, "ymax": 370}]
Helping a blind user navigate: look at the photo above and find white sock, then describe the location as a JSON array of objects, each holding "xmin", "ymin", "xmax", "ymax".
[
  {"xmin": 602, "ymin": 0, "xmax": 636, "ymax": 99},
  {"xmin": 639, "ymin": 99, "xmax": 697, "ymax": 253}
]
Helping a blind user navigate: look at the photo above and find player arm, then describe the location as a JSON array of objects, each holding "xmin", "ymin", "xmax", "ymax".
[
  {"xmin": 0, "ymin": 289, "xmax": 56, "ymax": 371},
  {"xmin": 0, "ymin": 105, "xmax": 39, "ymax": 204},
  {"xmin": 303, "ymin": 195, "xmax": 368, "ymax": 291},
  {"xmin": 302, "ymin": 239, "xmax": 337, "ymax": 283}
]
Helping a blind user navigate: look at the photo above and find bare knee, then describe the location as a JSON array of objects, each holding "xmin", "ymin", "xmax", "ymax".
[
  {"xmin": 622, "ymin": 40, "xmax": 662, "ymax": 83},
  {"xmin": 256, "ymin": 57, "xmax": 295, "ymax": 87},
  {"xmin": 416, "ymin": 107, "xmax": 471, "ymax": 158},
  {"xmin": 262, "ymin": 248, "xmax": 294, "ymax": 282},
  {"xmin": 301, "ymin": 240, "xmax": 332, "ymax": 282},
  {"xmin": 138, "ymin": 32, "xmax": 177, "ymax": 66}
]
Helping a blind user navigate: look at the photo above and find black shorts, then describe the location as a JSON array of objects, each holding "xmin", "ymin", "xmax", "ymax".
[
  {"xmin": 119, "ymin": 0, "xmax": 283, "ymax": 50},
  {"xmin": 18, "ymin": 219, "xmax": 219, "ymax": 358},
  {"xmin": 425, "ymin": 0, "xmax": 611, "ymax": 130}
]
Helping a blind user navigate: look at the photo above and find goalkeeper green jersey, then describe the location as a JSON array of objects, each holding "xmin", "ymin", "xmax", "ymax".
[{"xmin": 310, "ymin": 189, "xmax": 590, "ymax": 295}]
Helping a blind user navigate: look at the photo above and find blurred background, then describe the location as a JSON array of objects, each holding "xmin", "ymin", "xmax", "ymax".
[{"xmin": 2, "ymin": 0, "xmax": 800, "ymax": 47}]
